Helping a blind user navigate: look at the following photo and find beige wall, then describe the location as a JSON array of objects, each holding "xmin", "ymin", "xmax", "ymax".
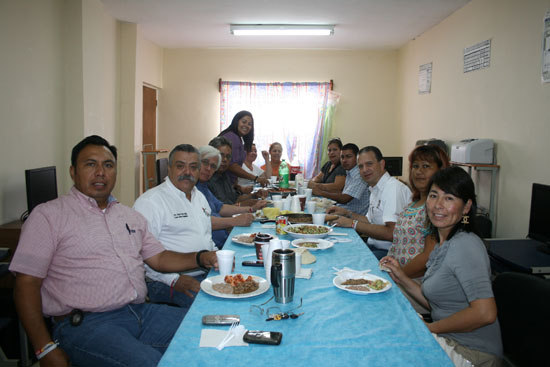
[
  {"xmin": 159, "ymin": 49, "xmax": 400, "ymax": 155},
  {"xmin": 397, "ymin": 0, "xmax": 550, "ymax": 237},
  {"xmin": 0, "ymin": 0, "xmax": 163, "ymax": 222}
]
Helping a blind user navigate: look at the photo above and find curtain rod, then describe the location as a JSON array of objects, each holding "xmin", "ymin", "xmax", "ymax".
[{"xmin": 218, "ymin": 78, "xmax": 333, "ymax": 92}]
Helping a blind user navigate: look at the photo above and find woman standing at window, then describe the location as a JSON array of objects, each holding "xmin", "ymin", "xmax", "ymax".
[{"xmin": 219, "ymin": 111, "xmax": 268, "ymax": 186}]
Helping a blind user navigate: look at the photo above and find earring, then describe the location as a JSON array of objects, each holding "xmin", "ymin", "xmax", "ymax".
[{"xmin": 461, "ymin": 215, "xmax": 469, "ymax": 225}]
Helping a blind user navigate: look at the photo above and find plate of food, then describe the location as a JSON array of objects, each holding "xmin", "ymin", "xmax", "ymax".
[
  {"xmin": 310, "ymin": 197, "xmax": 336, "ymax": 211},
  {"xmin": 231, "ymin": 233, "xmax": 257, "ymax": 246},
  {"xmin": 333, "ymin": 274, "xmax": 392, "ymax": 295},
  {"xmin": 201, "ymin": 274, "xmax": 269, "ymax": 299},
  {"xmin": 291, "ymin": 238, "xmax": 334, "ymax": 250},
  {"xmin": 284, "ymin": 224, "xmax": 333, "ymax": 239},
  {"xmin": 268, "ymin": 187, "xmax": 296, "ymax": 198}
]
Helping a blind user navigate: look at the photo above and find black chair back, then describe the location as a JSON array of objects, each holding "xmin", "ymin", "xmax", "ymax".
[
  {"xmin": 156, "ymin": 158, "xmax": 169, "ymax": 186},
  {"xmin": 493, "ymin": 272, "xmax": 550, "ymax": 366}
]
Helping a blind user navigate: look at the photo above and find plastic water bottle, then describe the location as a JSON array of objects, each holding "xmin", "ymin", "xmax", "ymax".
[{"xmin": 279, "ymin": 159, "xmax": 289, "ymax": 188}]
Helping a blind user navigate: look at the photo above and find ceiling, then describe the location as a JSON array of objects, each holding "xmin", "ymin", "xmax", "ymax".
[{"xmin": 100, "ymin": 0, "xmax": 470, "ymax": 50}]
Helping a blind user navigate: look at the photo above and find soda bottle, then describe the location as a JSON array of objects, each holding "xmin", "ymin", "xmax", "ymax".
[{"xmin": 279, "ymin": 159, "xmax": 289, "ymax": 188}]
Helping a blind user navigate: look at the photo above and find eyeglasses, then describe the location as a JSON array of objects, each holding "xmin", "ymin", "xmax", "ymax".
[
  {"xmin": 200, "ymin": 160, "xmax": 218, "ymax": 170},
  {"xmin": 249, "ymin": 297, "xmax": 304, "ymax": 321}
]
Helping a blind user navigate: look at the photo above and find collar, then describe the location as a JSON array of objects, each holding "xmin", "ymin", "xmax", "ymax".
[
  {"xmin": 346, "ymin": 165, "xmax": 358, "ymax": 175},
  {"xmin": 370, "ymin": 171, "xmax": 390, "ymax": 193},
  {"xmin": 70, "ymin": 186, "xmax": 118, "ymax": 210},
  {"xmin": 165, "ymin": 177, "xmax": 196, "ymax": 201}
]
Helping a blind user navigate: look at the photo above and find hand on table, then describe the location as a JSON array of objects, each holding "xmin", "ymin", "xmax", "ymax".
[
  {"xmin": 251, "ymin": 200, "xmax": 268, "ymax": 211},
  {"xmin": 331, "ymin": 215, "xmax": 353, "ymax": 228},
  {"xmin": 200, "ymin": 251, "xmax": 219, "ymax": 271},
  {"xmin": 311, "ymin": 186, "xmax": 324, "ymax": 197},
  {"xmin": 326, "ymin": 206, "xmax": 351, "ymax": 217},
  {"xmin": 240, "ymin": 185, "xmax": 254, "ymax": 194},
  {"xmin": 256, "ymin": 176, "xmax": 269, "ymax": 187},
  {"xmin": 174, "ymin": 275, "xmax": 200, "ymax": 298},
  {"xmin": 254, "ymin": 189, "xmax": 269, "ymax": 199},
  {"xmin": 380, "ymin": 257, "xmax": 408, "ymax": 285},
  {"xmin": 233, "ymin": 213, "xmax": 254, "ymax": 227}
]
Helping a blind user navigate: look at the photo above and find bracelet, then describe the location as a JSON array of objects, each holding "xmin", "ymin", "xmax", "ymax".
[
  {"xmin": 36, "ymin": 341, "xmax": 59, "ymax": 360},
  {"xmin": 195, "ymin": 250, "xmax": 208, "ymax": 268},
  {"xmin": 352, "ymin": 220, "xmax": 359, "ymax": 230},
  {"xmin": 254, "ymin": 175, "xmax": 258, "ymax": 183}
]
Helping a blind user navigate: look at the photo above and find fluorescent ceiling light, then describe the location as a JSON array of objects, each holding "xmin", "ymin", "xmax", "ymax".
[{"xmin": 230, "ymin": 24, "xmax": 334, "ymax": 36}]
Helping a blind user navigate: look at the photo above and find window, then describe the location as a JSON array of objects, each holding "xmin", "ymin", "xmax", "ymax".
[{"xmin": 220, "ymin": 81, "xmax": 339, "ymax": 178}]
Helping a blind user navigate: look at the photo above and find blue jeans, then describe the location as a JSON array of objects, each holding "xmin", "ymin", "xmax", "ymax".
[
  {"xmin": 52, "ymin": 303, "xmax": 184, "ymax": 367},
  {"xmin": 146, "ymin": 273, "xmax": 207, "ymax": 310},
  {"xmin": 367, "ymin": 244, "xmax": 388, "ymax": 260}
]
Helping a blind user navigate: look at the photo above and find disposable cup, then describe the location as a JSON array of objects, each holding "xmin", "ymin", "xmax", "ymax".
[
  {"xmin": 306, "ymin": 201, "xmax": 317, "ymax": 214},
  {"xmin": 295, "ymin": 251, "xmax": 302, "ymax": 275},
  {"xmin": 280, "ymin": 240, "xmax": 290, "ymax": 250},
  {"xmin": 272, "ymin": 194, "xmax": 282, "ymax": 201},
  {"xmin": 312, "ymin": 213, "xmax": 326, "ymax": 225},
  {"xmin": 261, "ymin": 244, "xmax": 271, "ymax": 283},
  {"xmin": 297, "ymin": 195, "xmax": 306, "ymax": 211},
  {"xmin": 216, "ymin": 250, "xmax": 235, "ymax": 277},
  {"xmin": 304, "ymin": 188, "xmax": 313, "ymax": 202},
  {"xmin": 273, "ymin": 200, "xmax": 283, "ymax": 210}
]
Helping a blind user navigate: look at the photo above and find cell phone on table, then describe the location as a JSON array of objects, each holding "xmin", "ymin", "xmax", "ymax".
[
  {"xmin": 243, "ymin": 330, "xmax": 282, "ymax": 345},
  {"xmin": 242, "ymin": 260, "xmax": 264, "ymax": 267}
]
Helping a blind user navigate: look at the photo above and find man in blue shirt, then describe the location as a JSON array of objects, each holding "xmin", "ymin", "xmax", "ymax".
[{"xmin": 197, "ymin": 145, "xmax": 263, "ymax": 248}]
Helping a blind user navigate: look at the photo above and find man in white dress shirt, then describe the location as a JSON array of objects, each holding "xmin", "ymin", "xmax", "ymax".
[
  {"xmin": 134, "ymin": 144, "xmax": 217, "ymax": 310},
  {"xmin": 329, "ymin": 146, "xmax": 411, "ymax": 259}
]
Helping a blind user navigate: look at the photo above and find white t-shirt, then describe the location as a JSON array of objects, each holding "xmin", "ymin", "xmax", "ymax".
[
  {"xmin": 133, "ymin": 179, "xmax": 215, "ymax": 285},
  {"xmin": 366, "ymin": 172, "xmax": 412, "ymax": 250},
  {"xmin": 238, "ymin": 163, "xmax": 264, "ymax": 187}
]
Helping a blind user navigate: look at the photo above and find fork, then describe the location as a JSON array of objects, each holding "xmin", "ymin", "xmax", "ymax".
[{"xmin": 216, "ymin": 321, "xmax": 239, "ymax": 350}]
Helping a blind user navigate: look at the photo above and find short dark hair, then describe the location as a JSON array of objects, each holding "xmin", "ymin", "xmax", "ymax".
[
  {"xmin": 359, "ymin": 146, "xmax": 383, "ymax": 161},
  {"xmin": 341, "ymin": 143, "xmax": 359, "ymax": 156},
  {"xmin": 408, "ymin": 145, "xmax": 450, "ymax": 200},
  {"xmin": 71, "ymin": 135, "xmax": 117, "ymax": 167},
  {"xmin": 209, "ymin": 136, "xmax": 232, "ymax": 150},
  {"xmin": 327, "ymin": 138, "xmax": 343, "ymax": 150},
  {"xmin": 168, "ymin": 144, "xmax": 200, "ymax": 167},
  {"xmin": 428, "ymin": 166, "xmax": 479, "ymax": 241}
]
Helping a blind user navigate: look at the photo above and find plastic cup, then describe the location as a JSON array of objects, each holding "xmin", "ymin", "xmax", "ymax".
[
  {"xmin": 282, "ymin": 198, "xmax": 291, "ymax": 211},
  {"xmin": 216, "ymin": 250, "xmax": 235, "ymax": 277},
  {"xmin": 272, "ymin": 194, "xmax": 282, "ymax": 201},
  {"xmin": 312, "ymin": 213, "xmax": 326, "ymax": 225},
  {"xmin": 271, "ymin": 176, "xmax": 278, "ymax": 184},
  {"xmin": 304, "ymin": 188, "xmax": 313, "ymax": 202},
  {"xmin": 306, "ymin": 201, "xmax": 316, "ymax": 214},
  {"xmin": 261, "ymin": 244, "xmax": 271, "ymax": 282},
  {"xmin": 297, "ymin": 195, "xmax": 306, "ymax": 211},
  {"xmin": 280, "ymin": 240, "xmax": 290, "ymax": 250},
  {"xmin": 295, "ymin": 251, "xmax": 302, "ymax": 275},
  {"xmin": 273, "ymin": 200, "xmax": 283, "ymax": 210}
]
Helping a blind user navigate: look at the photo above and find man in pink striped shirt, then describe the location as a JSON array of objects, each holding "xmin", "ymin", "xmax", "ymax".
[{"xmin": 10, "ymin": 135, "xmax": 219, "ymax": 367}]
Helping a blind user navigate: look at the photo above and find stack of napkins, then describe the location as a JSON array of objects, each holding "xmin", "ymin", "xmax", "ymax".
[{"xmin": 296, "ymin": 268, "xmax": 313, "ymax": 279}]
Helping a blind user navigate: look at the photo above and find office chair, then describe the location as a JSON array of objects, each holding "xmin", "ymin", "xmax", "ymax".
[
  {"xmin": 493, "ymin": 272, "xmax": 550, "ymax": 367},
  {"xmin": 156, "ymin": 158, "xmax": 169, "ymax": 186}
]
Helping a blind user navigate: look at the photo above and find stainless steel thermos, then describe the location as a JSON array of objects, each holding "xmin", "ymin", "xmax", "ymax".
[{"xmin": 271, "ymin": 249, "xmax": 295, "ymax": 303}]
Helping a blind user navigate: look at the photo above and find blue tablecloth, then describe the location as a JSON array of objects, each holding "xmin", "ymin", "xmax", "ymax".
[{"xmin": 159, "ymin": 223, "xmax": 452, "ymax": 367}]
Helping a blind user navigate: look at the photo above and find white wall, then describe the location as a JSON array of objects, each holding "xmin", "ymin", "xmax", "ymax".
[
  {"xmin": 0, "ymin": 0, "xmax": 65, "ymax": 223},
  {"xmin": 397, "ymin": 0, "xmax": 550, "ymax": 237},
  {"xmin": 159, "ymin": 49, "xmax": 400, "ymax": 157}
]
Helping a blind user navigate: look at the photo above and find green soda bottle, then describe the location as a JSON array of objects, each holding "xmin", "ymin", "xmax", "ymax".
[{"xmin": 279, "ymin": 159, "xmax": 289, "ymax": 188}]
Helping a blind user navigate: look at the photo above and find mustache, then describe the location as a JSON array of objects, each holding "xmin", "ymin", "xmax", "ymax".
[{"xmin": 177, "ymin": 174, "xmax": 196, "ymax": 183}]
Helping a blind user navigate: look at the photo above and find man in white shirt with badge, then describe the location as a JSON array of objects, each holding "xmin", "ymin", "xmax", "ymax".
[
  {"xmin": 329, "ymin": 146, "xmax": 411, "ymax": 260},
  {"xmin": 134, "ymin": 144, "xmax": 217, "ymax": 311}
]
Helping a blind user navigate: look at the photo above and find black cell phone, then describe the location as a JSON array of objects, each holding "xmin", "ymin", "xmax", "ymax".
[
  {"xmin": 243, "ymin": 330, "xmax": 282, "ymax": 345},
  {"xmin": 242, "ymin": 260, "xmax": 264, "ymax": 267}
]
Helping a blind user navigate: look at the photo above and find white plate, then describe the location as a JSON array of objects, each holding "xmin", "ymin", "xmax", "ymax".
[
  {"xmin": 284, "ymin": 224, "xmax": 333, "ymax": 239},
  {"xmin": 333, "ymin": 274, "xmax": 392, "ymax": 295},
  {"xmin": 231, "ymin": 233, "xmax": 278, "ymax": 246},
  {"xmin": 200, "ymin": 275, "xmax": 270, "ymax": 299},
  {"xmin": 291, "ymin": 238, "xmax": 334, "ymax": 250},
  {"xmin": 231, "ymin": 233, "xmax": 257, "ymax": 246},
  {"xmin": 231, "ymin": 211, "xmax": 266, "ymax": 222}
]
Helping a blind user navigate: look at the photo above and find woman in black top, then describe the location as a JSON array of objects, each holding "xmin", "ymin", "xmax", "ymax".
[{"xmin": 308, "ymin": 138, "xmax": 346, "ymax": 193}]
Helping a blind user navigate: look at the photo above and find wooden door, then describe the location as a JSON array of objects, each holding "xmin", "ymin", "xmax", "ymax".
[{"xmin": 143, "ymin": 86, "xmax": 157, "ymax": 192}]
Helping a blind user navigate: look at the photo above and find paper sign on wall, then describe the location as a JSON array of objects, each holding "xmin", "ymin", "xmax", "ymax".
[
  {"xmin": 418, "ymin": 62, "xmax": 432, "ymax": 94},
  {"xmin": 464, "ymin": 39, "xmax": 491, "ymax": 73}
]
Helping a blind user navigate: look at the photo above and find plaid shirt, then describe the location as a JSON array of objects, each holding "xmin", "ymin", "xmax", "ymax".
[
  {"xmin": 339, "ymin": 165, "xmax": 370, "ymax": 215},
  {"xmin": 10, "ymin": 187, "xmax": 164, "ymax": 316}
]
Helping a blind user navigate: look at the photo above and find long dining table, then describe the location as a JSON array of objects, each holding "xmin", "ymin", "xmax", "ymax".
[{"xmin": 158, "ymin": 221, "xmax": 453, "ymax": 367}]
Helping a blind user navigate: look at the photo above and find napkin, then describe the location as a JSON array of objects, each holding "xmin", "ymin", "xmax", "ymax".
[
  {"xmin": 333, "ymin": 267, "xmax": 371, "ymax": 279},
  {"xmin": 296, "ymin": 268, "xmax": 313, "ymax": 279},
  {"xmin": 200, "ymin": 327, "xmax": 249, "ymax": 349}
]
